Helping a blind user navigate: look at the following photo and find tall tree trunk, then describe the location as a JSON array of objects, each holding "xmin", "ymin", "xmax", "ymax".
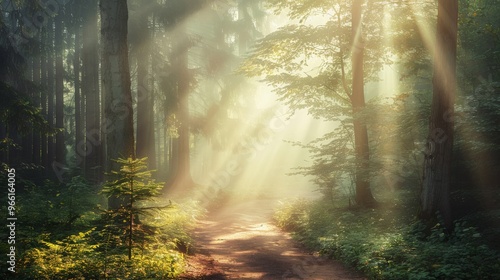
[
  {"xmin": 22, "ymin": 57, "xmax": 34, "ymax": 163},
  {"xmin": 100, "ymin": 0, "xmax": 135, "ymax": 208},
  {"xmin": 351, "ymin": 0, "xmax": 376, "ymax": 207},
  {"xmin": 169, "ymin": 24, "xmax": 194, "ymax": 191},
  {"xmin": 47, "ymin": 19, "xmax": 56, "ymax": 173},
  {"xmin": 83, "ymin": 0, "xmax": 102, "ymax": 183},
  {"xmin": 41, "ymin": 28, "xmax": 48, "ymax": 170},
  {"xmin": 55, "ymin": 10, "xmax": 65, "ymax": 166},
  {"xmin": 73, "ymin": 1, "xmax": 83, "ymax": 171},
  {"xmin": 32, "ymin": 42, "xmax": 41, "ymax": 165},
  {"xmin": 134, "ymin": 10, "xmax": 156, "ymax": 169},
  {"xmin": 420, "ymin": 0, "xmax": 458, "ymax": 231}
]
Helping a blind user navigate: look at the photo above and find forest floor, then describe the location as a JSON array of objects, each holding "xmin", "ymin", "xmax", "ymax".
[{"xmin": 178, "ymin": 198, "xmax": 366, "ymax": 280}]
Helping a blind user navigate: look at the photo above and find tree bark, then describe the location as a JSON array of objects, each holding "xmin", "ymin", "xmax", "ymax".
[
  {"xmin": 47, "ymin": 19, "xmax": 55, "ymax": 173},
  {"xmin": 22, "ymin": 55, "xmax": 34, "ymax": 163},
  {"xmin": 100, "ymin": 0, "xmax": 135, "ymax": 208},
  {"xmin": 73, "ymin": 1, "xmax": 83, "ymax": 171},
  {"xmin": 83, "ymin": 0, "xmax": 102, "ymax": 183},
  {"xmin": 32, "ymin": 40, "xmax": 41, "ymax": 165},
  {"xmin": 41, "ymin": 28, "xmax": 48, "ymax": 170},
  {"xmin": 420, "ymin": 0, "xmax": 458, "ymax": 231},
  {"xmin": 55, "ymin": 10, "xmax": 65, "ymax": 166},
  {"xmin": 351, "ymin": 0, "xmax": 376, "ymax": 207},
  {"xmin": 134, "ymin": 9, "xmax": 156, "ymax": 169}
]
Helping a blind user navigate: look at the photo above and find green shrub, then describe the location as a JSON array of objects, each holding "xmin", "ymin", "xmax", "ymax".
[
  {"xmin": 273, "ymin": 198, "xmax": 311, "ymax": 231},
  {"xmin": 18, "ymin": 224, "xmax": 186, "ymax": 279},
  {"xmin": 16, "ymin": 176, "xmax": 98, "ymax": 231},
  {"xmin": 274, "ymin": 199, "xmax": 500, "ymax": 280}
]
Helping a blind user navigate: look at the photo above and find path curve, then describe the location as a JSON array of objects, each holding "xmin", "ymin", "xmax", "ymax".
[{"xmin": 180, "ymin": 198, "xmax": 366, "ymax": 280}]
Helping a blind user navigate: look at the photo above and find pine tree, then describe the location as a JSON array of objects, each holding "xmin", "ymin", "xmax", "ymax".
[{"xmin": 101, "ymin": 157, "xmax": 165, "ymax": 260}]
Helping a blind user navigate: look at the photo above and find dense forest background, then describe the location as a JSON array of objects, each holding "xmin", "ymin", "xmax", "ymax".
[{"xmin": 0, "ymin": 0, "xmax": 499, "ymax": 279}]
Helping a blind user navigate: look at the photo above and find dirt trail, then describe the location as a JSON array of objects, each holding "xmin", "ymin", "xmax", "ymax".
[{"xmin": 180, "ymin": 198, "xmax": 366, "ymax": 280}]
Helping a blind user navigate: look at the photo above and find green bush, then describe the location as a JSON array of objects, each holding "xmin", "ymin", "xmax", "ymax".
[
  {"xmin": 19, "ymin": 228, "xmax": 185, "ymax": 280},
  {"xmin": 16, "ymin": 176, "xmax": 98, "ymax": 232},
  {"xmin": 273, "ymin": 198, "xmax": 311, "ymax": 231},
  {"xmin": 274, "ymin": 199, "xmax": 500, "ymax": 280}
]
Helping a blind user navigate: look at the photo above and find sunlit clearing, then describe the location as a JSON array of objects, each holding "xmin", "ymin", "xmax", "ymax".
[{"xmin": 190, "ymin": 86, "xmax": 331, "ymax": 204}]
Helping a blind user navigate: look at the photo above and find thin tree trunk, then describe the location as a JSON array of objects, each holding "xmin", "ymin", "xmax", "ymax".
[
  {"xmin": 135, "ymin": 12, "xmax": 156, "ymax": 169},
  {"xmin": 83, "ymin": 0, "xmax": 102, "ymax": 183},
  {"xmin": 351, "ymin": 0, "xmax": 376, "ymax": 207},
  {"xmin": 32, "ymin": 42, "xmax": 41, "ymax": 165},
  {"xmin": 73, "ymin": 1, "xmax": 83, "ymax": 170},
  {"xmin": 23, "ymin": 56, "xmax": 34, "ymax": 163},
  {"xmin": 55, "ymin": 10, "xmax": 65, "ymax": 166},
  {"xmin": 47, "ymin": 19, "xmax": 55, "ymax": 172},
  {"xmin": 420, "ymin": 0, "xmax": 458, "ymax": 231},
  {"xmin": 41, "ymin": 28, "xmax": 48, "ymax": 169}
]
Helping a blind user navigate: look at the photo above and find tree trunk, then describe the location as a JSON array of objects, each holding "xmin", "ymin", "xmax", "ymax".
[
  {"xmin": 55, "ymin": 11, "xmax": 65, "ymax": 166},
  {"xmin": 419, "ymin": 0, "xmax": 458, "ymax": 231},
  {"xmin": 41, "ymin": 28, "xmax": 48, "ymax": 170},
  {"xmin": 32, "ymin": 42, "xmax": 41, "ymax": 165},
  {"xmin": 134, "ymin": 11, "xmax": 156, "ymax": 169},
  {"xmin": 73, "ymin": 1, "xmax": 83, "ymax": 171},
  {"xmin": 167, "ymin": 23, "xmax": 194, "ymax": 192},
  {"xmin": 100, "ymin": 0, "xmax": 135, "ymax": 208},
  {"xmin": 83, "ymin": 0, "xmax": 102, "ymax": 183},
  {"xmin": 47, "ymin": 19, "xmax": 55, "ymax": 173},
  {"xmin": 22, "ymin": 56, "xmax": 34, "ymax": 163},
  {"xmin": 351, "ymin": 0, "xmax": 376, "ymax": 207}
]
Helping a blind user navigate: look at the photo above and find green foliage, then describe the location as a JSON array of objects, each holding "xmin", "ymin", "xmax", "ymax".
[
  {"xmin": 0, "ymin": 82, "xmax": 55, "ymax": 136},
  {"xmin": 241, "ymin": 0, "xmax": 386, "ymax": 117},
  {"xmin": 0, "ymin": 159, "xmax": 199, "ymax": 279},
  {"xmin": 101, "ymin": 157, "xmax": 168, "ymax": 260},
  {"xmin": 273, "ymin": 198, "xmax": 311, "ymax": 231},
  {"xmin": 19, "ymin": 229, "xmax": 185, "ymax": 280},
  {"xmin": 21, "ymin": 229, "xmax": 101, "ymax": 279},
  {"xmin": 274, "ymin": 198, "xmax": 500, "ymax": 280},
  {"xmin": 143, "ymin": 199, "xmax": 203, "ymax": 254},
  {"xmin": 102, "ymin": 157, "xmax": 163, "ymax": 202},
  {"xmin": 17, "ymin": 176, "xmax": 98, "ymax": 231}
]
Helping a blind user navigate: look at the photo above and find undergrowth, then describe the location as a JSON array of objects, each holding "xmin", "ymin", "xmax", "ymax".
[
  {"xmin": 274, "ymin": 198, "xmax": 500, "ymax": 280},
  {"xmin": 9, "ymin": 201, "xmax": 200, "ymax": 280},
  {"xmin": 0, "ymin": 175, "xmax": 202, "ymax": 280}
]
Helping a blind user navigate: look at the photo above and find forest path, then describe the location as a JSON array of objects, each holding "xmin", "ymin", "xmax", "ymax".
[{"xmin": 179, "ymin": 198, "xmax": 366, "ymax": 280}]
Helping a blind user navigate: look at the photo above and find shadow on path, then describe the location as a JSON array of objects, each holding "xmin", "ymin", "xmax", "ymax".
[{"xmin": 180, "ymin": 199, "xmax": 366, "ymax": 280}]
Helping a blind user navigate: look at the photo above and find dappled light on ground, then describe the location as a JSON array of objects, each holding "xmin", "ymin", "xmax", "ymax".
[{"xmin": 180, "ymin": 199, "xmax": 366, "ymax": 279}]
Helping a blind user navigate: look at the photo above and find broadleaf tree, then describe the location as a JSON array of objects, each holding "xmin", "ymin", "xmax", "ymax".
[{"xmin": 241, "ymin": 0, "xmax": 386, "ymax": 206}]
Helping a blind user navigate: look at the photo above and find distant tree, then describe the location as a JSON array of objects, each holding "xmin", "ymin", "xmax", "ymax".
[
  {"xmin": 0, "ymin": 2, "xmax": 52, "ymax": 168},
  {"xmin": 83, "ymin": 0, "xmax": 102, "ymax": 183},
  {"xmin": 155, "ymin": 0, "xmax": 208, "ymax": 191},
  {"xmin": 71, "ymin": 0, "xmax": 83, "ymax": 171},
  {"xmin": 129, "ymin": 0, "xmax": 156, "ymax": 170},
  {"xmin": 419, "ymin": 0, "xmax": 458, "ymax": 231},
  {"xmin": 54, "ymin": 6, "xmax": 65, "ymax": 166},
  {"xmin": 47, "ymin": 17, "xmax": 56, "ymax": 171}
]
